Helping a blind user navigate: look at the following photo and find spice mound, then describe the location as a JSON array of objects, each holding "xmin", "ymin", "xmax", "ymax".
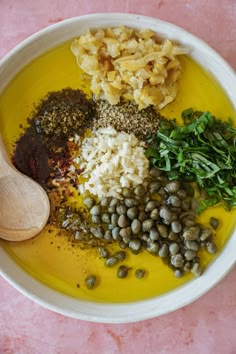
[
  {"xmin": 93, "ymin": 100, "xmax": 162, "ymax": 140},
  {"xmin": 13, "ymin": 125, "xmax": 51, "ymax": 186},
  {"xmin": 13, "ymin": 88, "xmax": 95, "ymax": 188},
  {"xmin": 76, "ymin": 126, "xmax": 149, "ymax": 198},
  {"xmin": 33, "ymin": 88, "xmax": 96, "ymax": 136}
]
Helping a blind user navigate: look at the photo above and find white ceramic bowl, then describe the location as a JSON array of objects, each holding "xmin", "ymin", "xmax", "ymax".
[{"xmin": 0, "ymin": 13, "xmax": 236, "ymax": 323}]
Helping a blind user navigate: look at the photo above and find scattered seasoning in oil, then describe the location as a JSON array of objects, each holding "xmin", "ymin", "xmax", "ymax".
[
  {"xmin": 135, "ymin": 269, "xmax": 146, "ymax": 279},
  {"xmin": 85, "ymin": 275, "xmax": 97, "ymax": 289},
  {"xmin": 117, "ymin": 265, "xmax": 130, "ymax": 279},
  {"xmin": 93, "ymin": 100, "xmax": 162, "ymax": 140}
]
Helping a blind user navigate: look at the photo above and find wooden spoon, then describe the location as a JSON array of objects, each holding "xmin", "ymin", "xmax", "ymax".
[{"xmin": 0, "ymin": 135, "xmax": 50, "ymax": 241}]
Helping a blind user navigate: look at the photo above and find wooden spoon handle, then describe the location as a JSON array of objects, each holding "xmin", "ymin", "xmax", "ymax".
[{"xmin": 0, "ymin": 226, "xmax": 41, "ymax": 242}]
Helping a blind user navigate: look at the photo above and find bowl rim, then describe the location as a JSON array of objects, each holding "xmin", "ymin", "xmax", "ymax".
[{"xmin": 0, "ymin": 12, "xmax": 236, "ymax": 323}]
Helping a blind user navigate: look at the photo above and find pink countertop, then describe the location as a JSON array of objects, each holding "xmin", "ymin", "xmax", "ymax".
[{"xmin": 1, "ymin": 1, "xmax": 236, "ymax": 353}]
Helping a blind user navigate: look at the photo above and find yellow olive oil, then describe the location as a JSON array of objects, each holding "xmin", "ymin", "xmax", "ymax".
[{"xmin": 0, "ymin": 41, "xmax": 236, "ymax": 303}]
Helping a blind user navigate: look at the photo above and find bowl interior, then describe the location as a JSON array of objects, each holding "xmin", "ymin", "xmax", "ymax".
[{"xmin": 0, "ymin": 13, "xmax": 236, "ymax": 323}]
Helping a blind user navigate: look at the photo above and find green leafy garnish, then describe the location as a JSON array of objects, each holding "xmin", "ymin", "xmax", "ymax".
[{"xmin": 145, "ymin": 109, "xmax": 236, "ymax": 212}]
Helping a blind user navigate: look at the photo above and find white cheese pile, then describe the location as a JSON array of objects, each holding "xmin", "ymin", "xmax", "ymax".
[{"xmin": 75, "ymin": 127, "xmax": 149, "ymax": 199}]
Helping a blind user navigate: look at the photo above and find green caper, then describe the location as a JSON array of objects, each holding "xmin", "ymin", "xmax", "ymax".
[
  {"xmin": 131, "ymin": 219, "xmax": 142, "ymax": 234},
  {"xmin": 122, "ymin": 234, "xmax": 132, "ymax": 244},
  {"xmin": 158, "ymin": 187, "xmax": 166, "ymax": 197},
  {"xmin": 143, "ymin": 194, "xmax": 151, "ymax": 204},
  {"xmin": 180, "ymin": 210, "xmax": 196, "ymax": 220},
  {"xmin": 119, "ymin": 240, "xmax": 128, "ymax": 249},
  {"xmin": 134, "ymin": 185, "xmax": 146, "ymax": 196},
  {"xmin": 182, "ymin": 217, "xmax": 196, "ymax": 227},
  {"xmin": 171, "ymin": 254, "xmax": 184, "ymax": 268},
  {"xmin": 127, "ymin": 207, "xmax": 139, "ymax": 220},
  {"xmin": 117, "ymin": 265, "xmax": 129, "ymax": 278},
  {"xmin": 138, "ymin": 204, "xmax": 145, "ymax": 211},
  {"xmin": 116, "ymin": 204, "xmax": 127, "ymax": 215},
  {"xmin": 91, "ymin": 215, "xmax": 102, "ymax": 224},
  {"xmin": 141, "ymin": 233, "xmax": 149, "ymax": 242},
  {"xmin": 174, "ymin": 269, "xmax": 184, "ymax": 278},
  {"xmin": 122, "ymin": 187, "xmax": 132, "ymax": 198},
  {"xmin": 169, "ymin": 243, "xmax": 179, "ymax": 256},
  {"xmin": 114, "ymin": 250, "xmax": 126, "ymax": 261},
  {"xmin": 183, "ymin": 226, "xmax": 200, "ymax": 240},
  {"xmin": 184, "ymin": 249, "xmax": 196, "ymax": 261},
  {"xmin": 184, "ymin": 240, "xmax": 199, "ymax": 251},
  {"xmin": 108, "ymin": 206, "xmax": 116, "ymax": 213},
  {"xmin": 149, "ymin": 227, "xmax": 159, "ymax": 241},
  {"xmin": 157, "ymin": 175, "xmax": 168, "ymax": 184},
  {"xmin": 159, "ymin": 205, "xmax": 172, "ymax": 222},
  {"xmin": 158, "ymin": 244, "xmax": 169, "ymax": 258},
  {"xmin": 148, "ymin": 181, "xmax": 161, "ymax": 194},
  {"xmin": 118, "ymin": 215, "xmax": 130, "ymax": 228},
  {"xmin": 210, "ymin": 217, "xmax": 219, "ymax": 230},
  {"xmin": 184, "ymin": 261, "xmax": 191, "ymax": 272},
  {"xmin": 124, "ymin": 198, "xmax": 138, "ymax": 208},
  {"xmin": 200, "ymin": 228, "xmax": 212, "ymax": 241},
  {"xmin": 170, "ymin": 207, "xmax": 182, "ymax": 215},
  {"xmin": 104, "ymin": 229, "xmax": 112, "ymax": 241},
  {"xmin": 85, "ymin": 275, "xmax": 97, "ymax": 289},
  {"xmin": 145, "ymin": 200, "xmax": 159, "ymax": 212},
  {"xmin": 98, "ymin": 247, "xmax": 109, "ymax": 258},
  {"xmin": 191, "ymin": 263, "xmax": 202, "ymax": 277},
  {"xmin": 110, "ymin": 197, "xmax": 118, "ymax": 207},
  {"xmin": 100, "ymin": 197, "xmax": 110, "ymax": 207},
  {"xmin": 111, "ymin": 213, "xmax": 119, "ymax": 227},
  {"xmin": 165, "ymin": 181, "xmax": 180, "ymax": 194},
  {"xmin": 135, "ymin": 269, "xmax": 145, "ymax": 278},
  {"xmin": 120, "ymin": 227, "xmax": 131, "ymax": 238},
  {"xmin": 101, "ymin": 213, "xmax": 111, "ymax": 224},
  {"xmin": 90, "ymin": 226, "xmax": 104, "ymax": 239},
  {"xmin": 181, "ymin": 198, "xmax": 191, "ymax": 211},
  {"xmin": 149, "ymin": 167, "xmax": 162, "ymax": 178},
  {"xmin": 83, "ymin": 197, "xmax": 95, "ymax": 209},
  {"xmin": 142, "ymin": 219, "xmax": 154, "ymax": 232},
  {"xmin": 168, "ymin": 231, "xmax": 178, "ymax": 241},
  {"xmin": 138, "ymin": 211, "xmax": 148, "ymax": 222},
  {"xmin": 129, "ymin": 238, "xmax": 142, "ymax": 252},
  {"xmin": 157, "ymin": 224, "xmax": 168, "ymax": 238},
  {"xmin": 206, "ymin": 242, "xmax": 217, "ymax": 254},
  {"xmin": 90, "ymin": 205, "xmax": 101, "ymax": 216},
  {"xmin": 146, "ymin": 241, "xmax": 159, "ymax": 254},
  {"xmin": 105, "ymin": 256, "xmax": 119, "ymax": 267},
  {"xmin": 167, "ymin": 195, "xmax": 181, "ymax": 207},
  {"xmin": 177, "ymin": 189, "xmax": 187, "ymax": 199},
  {"xmin": 112, "ymin": 227, "xmax": 121, "ymax": 240},
  {"xmin": 170, "ymin": 220, "xmax": 182, "ymax": 233},
  {"xmin": 150, "ymin": 208, "xmax": 159, "ymax": 220}
]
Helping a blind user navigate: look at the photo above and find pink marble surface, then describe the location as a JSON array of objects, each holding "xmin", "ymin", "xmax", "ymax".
[{"xmin": 0, "ymin": 1, "xmax": 236, "ymax": 353}]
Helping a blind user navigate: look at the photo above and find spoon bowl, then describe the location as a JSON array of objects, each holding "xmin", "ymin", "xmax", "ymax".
[{"xmin": 0, "ymin": 135, "xmax": 50, "ymax": 241}]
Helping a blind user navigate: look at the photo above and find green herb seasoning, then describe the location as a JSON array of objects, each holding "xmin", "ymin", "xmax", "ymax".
[{"xmin": 145, "ymin": 109, "xmax": 236, "ymax": 212}]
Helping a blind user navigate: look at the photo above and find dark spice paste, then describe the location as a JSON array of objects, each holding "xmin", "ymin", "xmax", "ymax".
[{"xmin": 13, "ymin": 125, "xmax": 51, "ymax": 186}]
